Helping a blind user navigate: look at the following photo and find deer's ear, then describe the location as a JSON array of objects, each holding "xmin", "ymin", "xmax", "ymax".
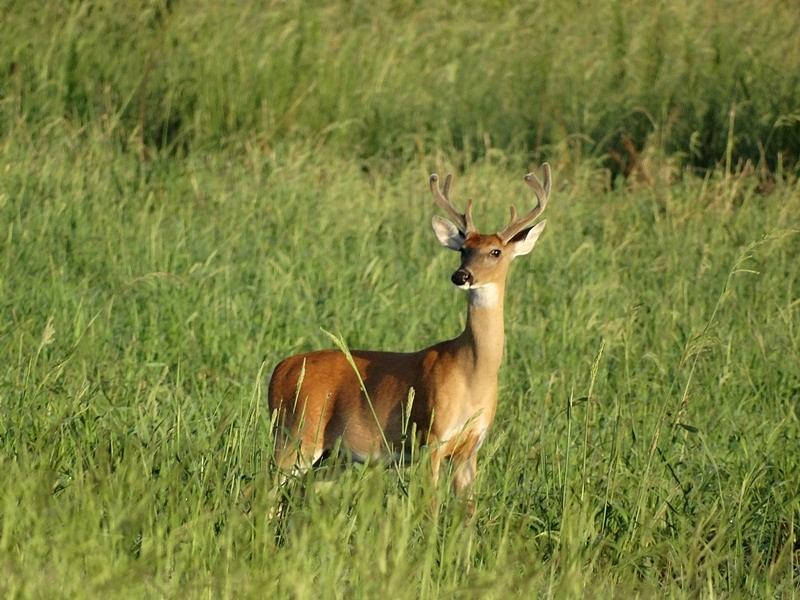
[
  {"xmin": 431, "ymin": 216, "xmax": 464, "ymax": 250},
  {"xmin": 510, "ymin": 220, "xmax": 546, "ymax": 257}
]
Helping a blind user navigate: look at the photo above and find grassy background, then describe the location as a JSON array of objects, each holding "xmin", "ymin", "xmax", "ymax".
[
  {"xmin": 1, "ymin": 0, "xmax": 799, "ymax": 597},
  {"xmin": 3, "ymin": 0, "xmax": 800, "ymax": 170}
]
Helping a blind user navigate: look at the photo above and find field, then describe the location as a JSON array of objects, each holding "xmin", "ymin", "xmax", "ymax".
[{"xmin": 1, "ymin": 1, "xmax": 799, "ymax": 597}]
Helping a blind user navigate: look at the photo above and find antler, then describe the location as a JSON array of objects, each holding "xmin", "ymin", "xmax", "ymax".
[
  {"xmin": 429, "ymin": 173, "xmax": 475, "ymax": 235},
  {"xmin": 497, "ymin": 163, "xmax": 551, "ymax": 244}
]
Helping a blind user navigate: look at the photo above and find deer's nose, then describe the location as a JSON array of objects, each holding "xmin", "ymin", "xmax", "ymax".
[{"xmin": 451, "ymin": 269, "xmax": 472, "ymax": 287}]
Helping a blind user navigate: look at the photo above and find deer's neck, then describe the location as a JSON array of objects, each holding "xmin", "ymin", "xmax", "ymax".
[{"xmin": 458, "ymin": 283, "xmax": 506, "ymax": 374}]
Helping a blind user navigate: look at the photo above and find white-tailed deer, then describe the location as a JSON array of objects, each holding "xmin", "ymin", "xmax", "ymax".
[{"xmin": 268, "ymin": 164, "xmax": 551, "ymax": 507}]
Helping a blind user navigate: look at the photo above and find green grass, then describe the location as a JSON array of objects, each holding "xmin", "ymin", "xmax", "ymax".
[
  {"xmin": 1, "ymin": 130, "xmax": 798, "ymax": 596},
  {"xmin": 1, "ymin": 1, "xmax": 800, "ymax": 597},
  {"xmin": 2, "ymin": 0, "xmax": 800, "ymax": 170}
]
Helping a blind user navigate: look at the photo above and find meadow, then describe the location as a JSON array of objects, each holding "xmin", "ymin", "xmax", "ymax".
[{"xmin": 1, "ymin": 1, "xmax": 799, "ymax": 597}]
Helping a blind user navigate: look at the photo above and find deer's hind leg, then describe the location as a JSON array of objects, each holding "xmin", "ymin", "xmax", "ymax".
[{"xmin": 268, "ymin": 400, "xmax": 332, "ymax": 519}]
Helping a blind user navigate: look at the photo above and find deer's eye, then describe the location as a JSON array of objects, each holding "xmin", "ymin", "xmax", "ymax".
[{"xmin": 490, "ymin": 249, "xmax": 502, "ymax": 257}]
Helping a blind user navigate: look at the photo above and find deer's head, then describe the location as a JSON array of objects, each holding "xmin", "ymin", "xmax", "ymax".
[{"xmin": 430, "ymin": 164, "xmax": 551, "ymax": 293}]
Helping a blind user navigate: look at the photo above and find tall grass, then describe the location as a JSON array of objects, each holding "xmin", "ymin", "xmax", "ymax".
[
  {"xmin": 2, "ymin": 0, "xmax": 799, "ymax": 170},
  {"xmin": 1, "ymin": 0, "xmax": 799, "ymax": 597},
  {"xmin": 1, "ymin": 123, "xmax": 798, "ymax": 595}
]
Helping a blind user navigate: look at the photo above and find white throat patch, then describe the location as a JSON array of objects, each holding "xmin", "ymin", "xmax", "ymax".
[{"xmin": 468, "ymin": 284, "xmax": 499, "ymax": 309}]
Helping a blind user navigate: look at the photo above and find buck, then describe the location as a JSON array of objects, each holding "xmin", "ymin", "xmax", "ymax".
[{"xmin": 268, "ymin": 164, "xmax": 551, "ymax": 507}]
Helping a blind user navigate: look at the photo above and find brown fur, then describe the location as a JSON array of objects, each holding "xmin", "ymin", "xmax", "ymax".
[
  {"xmin": 268, "ymin": 167, "xmax": 551, "ymax": 506},
  {"xmin": 268, "ymin": 336, "xmax": 491, "ymax": 476}
]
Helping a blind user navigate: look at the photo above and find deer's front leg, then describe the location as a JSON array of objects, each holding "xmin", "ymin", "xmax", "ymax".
[
  {"xmin": 428, "ymin": 438, "xmax": 447, "ymax": 515},
  {"xmin": 452, "ymin": 450, "xmax": 478, "ymax": 516}
]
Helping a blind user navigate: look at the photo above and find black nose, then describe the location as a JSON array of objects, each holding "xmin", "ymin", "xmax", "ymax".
[{"xmin": 451, "ymin": 269, "xmax": 472, "ymax": 286}]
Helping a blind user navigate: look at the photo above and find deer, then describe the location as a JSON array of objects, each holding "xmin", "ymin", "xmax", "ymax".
[{"xmin": 267, "ymin": 164, "xmax": 552, "ymax": 510}]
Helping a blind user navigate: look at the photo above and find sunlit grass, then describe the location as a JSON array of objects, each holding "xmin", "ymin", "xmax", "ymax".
[
  {"xmin": 1, "ymin": 0, "xmax": 799, "ymax": 596},
  {"xmin": 1, "ymin": 128, "xmax": 798, "ymax": 595}
]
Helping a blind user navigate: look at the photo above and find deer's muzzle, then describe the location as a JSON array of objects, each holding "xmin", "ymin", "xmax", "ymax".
[{"xmin": 451, "ymin": 269, "xmax": 472, "ymax": 287}]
